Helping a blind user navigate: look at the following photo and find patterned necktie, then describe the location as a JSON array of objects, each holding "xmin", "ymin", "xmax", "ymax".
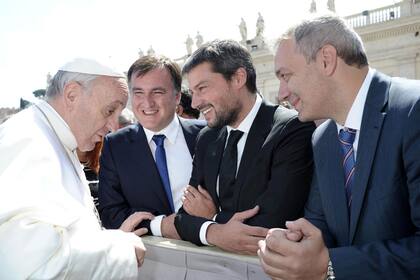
[
  {"xmin": 152, "ymin": 134, "xmax": 175, "ymax": 213},
  {"xmin": 218, "ymin": 130, "xmax": 244, "ymax": 210},
  {"xmin": 338, "ymin": 128, "xmax": 357, "ymax": 210}
]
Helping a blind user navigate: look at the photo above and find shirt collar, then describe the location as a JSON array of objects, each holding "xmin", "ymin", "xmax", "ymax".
[
  {"xmin": 144, "ymin": 114, "xmax": 179, "ymax": 144},
  {"xmin": 36, "ymin": 100, "xmax": 78, "ymax": 152},
  {"xmin": 227, "ymin": 94, "xmax": 262, "ymax": 135},
  {"xmin": 336, "ymin": 67, "xmax": 375, "ymax": 131}
]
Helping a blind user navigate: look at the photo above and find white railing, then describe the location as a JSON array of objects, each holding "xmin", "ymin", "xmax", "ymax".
[
  {"xmin": 138, "ymin": 236, "xmax": 270, "ymax": 280},
  {"xmin": 345, "ymin": 3, "xmax": 401, "ymax": 28}
]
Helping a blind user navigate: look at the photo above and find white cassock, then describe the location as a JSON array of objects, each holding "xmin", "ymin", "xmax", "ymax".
[{"xmin": 0, "ymin": 101, "xmax": 139, "ymax": 279}]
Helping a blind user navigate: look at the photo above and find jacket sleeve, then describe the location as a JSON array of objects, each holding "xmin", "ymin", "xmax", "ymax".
[
  {"xmin": 175, "ymin": 130, "xmax": 213, "ymax": 245},
  {"xmin": 98, "ymin": 137, "xmax": 138, "ymax": 229},
  {"xmin": 246, "ymin": 119, "xmax": 315, "ymax": 228}
]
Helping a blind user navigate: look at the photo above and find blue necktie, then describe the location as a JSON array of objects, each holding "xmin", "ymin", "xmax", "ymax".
[
  {"xmin": 152, "ymin": 134, "xmax": 175, "ymax": 213},
  {"xmin": 338, "ymin": 128, "xmax": 356, "ymax": 210}
]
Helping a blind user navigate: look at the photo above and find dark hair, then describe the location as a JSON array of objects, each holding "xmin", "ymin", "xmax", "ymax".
[
  {"xmin": 179, "ymin": 87, "xmax": 200, "ymax": 119},
  {"xmin": 127, "ymin": 55, "xmax": 182, "ymax": 93},
  {"xmin": 182, "ymin": 39, "xmax": 257, "ymax": 94}
]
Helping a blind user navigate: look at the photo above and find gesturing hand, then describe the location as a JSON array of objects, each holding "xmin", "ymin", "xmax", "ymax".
[
  {"xmin": 120, "ymin": 211, "xmax": 154, "ymax": 236},
  {"xmin": 258, "ymin": 218, "xmax": 329, "ymax": 280},
  {"xmin": 182, "ymin": 185, "xmax": 217, "ymax": 219},
  {"xmin": 207, "ymin": 206, "xmax": 268, "ymax": 255}
]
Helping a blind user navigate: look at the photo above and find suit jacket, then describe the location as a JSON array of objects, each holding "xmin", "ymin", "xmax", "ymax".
[
  {"xmin": 306, "ymin": 71, "xmax": 420, "ymax": 279},
  {"xmin": 98, "ymin": 118, "xmax": 203, "ymax": 232},
  {"xmin": 175, "ymin": 101, "xmax": 316, "ymax": 245}
]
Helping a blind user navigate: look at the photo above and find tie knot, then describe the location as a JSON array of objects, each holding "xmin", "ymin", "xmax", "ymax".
[
  {"xmin": 338, "ymin": 128, "xmax": 356, "ymax": 146},
  {"xmin": 152, "ymin": 134, "xmax": 166, "ymax": 146},
  {"xmin": 227, "ymin": 130, "xmax": 244, "ymax": 147}
]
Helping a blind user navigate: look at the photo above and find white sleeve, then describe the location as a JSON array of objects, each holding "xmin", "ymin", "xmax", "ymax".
[
  {"xmin": 199, "ymin": 221, "xmax": 216, "ymax": 246},
  {"xmin": 0, "ymin": 208, "xmax": 139, "ymax": 280},
  {"xmin": 150, "ymin": 215, "xmax": 165, "ymax": 236}
]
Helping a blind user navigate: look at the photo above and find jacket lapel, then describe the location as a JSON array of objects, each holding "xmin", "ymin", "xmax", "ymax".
[
  {"xmin": 128, "ymin": 124, "xmax": 173, "ymax": 213},
  {"xmin": 235, "ymin": 102, "xmax": 276, "ymax": 194},
  {"xmin": 349, "ymin": 72, "xmax": 389, "ymax": 243},
  {"xmin": 318, "ymin": 121, "xmax": 350, "ymax": 243},
  {"xmin": 205, "ymin": 128, "xmax": 227, "ymax": 206},
  {"xmin": 179, "ymin": 118, "xmax": 196, "ymax": 157}
]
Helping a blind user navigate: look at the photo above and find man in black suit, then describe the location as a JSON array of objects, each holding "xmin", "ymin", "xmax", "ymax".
[
  {"xmin": 174, "ymin": 40, "xmax": 315, "ymax": 254},
  {"xmin": 99, "ymin": 55, "xmax": 203, "ymax": 239}
]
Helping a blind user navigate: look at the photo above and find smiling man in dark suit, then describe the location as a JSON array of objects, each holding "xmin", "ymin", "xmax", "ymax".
[
  {"xmin": 174, "ymin": 40, "xmax": 315, "ymax": 255},
  {"xmin": 99, "ymin": 55, "xmax": 203, "ymax": 239},
  {"xmin": 258, "ymin": 15, "xmax": 420, "ymax": 279}
]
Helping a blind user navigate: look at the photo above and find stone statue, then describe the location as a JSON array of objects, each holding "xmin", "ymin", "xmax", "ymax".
[
  {"xmin": 196, "ymin": 32, "xmax": 203, "ymax": 48},
  {"xmin": 239, "ymin": 18, "xmax": 247, "ymax": 42},
  {"xmin": 185, "ymin": 35, "xmax": 194, "ymax": 55},
  {"xmin": 256, "ymin": 13, "xmax": 265, "ymax": 38},
  {"xmin": 310, "ymin": 0, "xmax": 317, "ymax": 13},
  {"xmin": 46, "ymin": 72, "xmax": 52, "ymax": 86},
  {"xmin": 147, "ymin": 46, "xmax": 155, "ymax": 56},
  {"xmin": 327, "ymin": 0, "xmax": 336, "ymax": 12},
  {"xmin": 138, "ymin": 48, "xmax": 144, "ymax": 58}
]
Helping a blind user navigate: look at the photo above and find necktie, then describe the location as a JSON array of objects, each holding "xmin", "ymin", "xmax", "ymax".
[
  {"xmin": 338, "ymin": 128, "xmax": 356, "ymax": 210},
  {"xmin": 218, "ymin": 130, "xmax": 244, "ymax": 210},
  {"xmin": 152, "ymin": 134, "xmax": 175, "ymax": 213}
]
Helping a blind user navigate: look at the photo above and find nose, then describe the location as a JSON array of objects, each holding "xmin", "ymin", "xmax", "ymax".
[
  {"xmin": 278, "ymin": 81, "xmax": 291, "ymax": 102},
  {"xmin": 142, "ymin": 93, "xmax": 155, "ymax": 108},
  {"xmin": 106, "ymin": 115, "xmax": 119, "ymax": 133},
  {"xmin": 191, "ymin": 92, "xmax": 200, "ymax": 110}
]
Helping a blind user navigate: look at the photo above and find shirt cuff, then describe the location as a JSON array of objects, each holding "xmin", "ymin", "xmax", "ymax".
[
  {"xmin": 150, "ymin": 215, "xmax": 165, "ymax": 236},
  {"xmin": 199, "ymin": 221, "xmax": 216, "ymax": 245}
]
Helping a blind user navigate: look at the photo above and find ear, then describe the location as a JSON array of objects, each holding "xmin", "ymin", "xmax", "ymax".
[
  {"xmin": 231, "ymin": 67, "xmax": 247, "ymax": 90},
  {"xmin": 175, "ymin": 91, "xmax": 181, "ymax": 105},
  {"xmin": 176, "ymin": 104, "xmax": 183, "ymax": 115},
  {"xmin": 317, "ymin": 44, "xmax": 337, "ymax": 76},
  {"xmin": 63, "ymin": 82, "xmax": 82, "ymax": 110}
]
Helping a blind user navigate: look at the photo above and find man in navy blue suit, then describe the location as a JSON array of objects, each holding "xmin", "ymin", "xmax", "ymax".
[
  {"xmin": 99, "ymin": 56, "xmax": 203, "ymax": 239},
  {"xmin": 258, "ymin": 16, "xmax": 420, "ymax": 279}
]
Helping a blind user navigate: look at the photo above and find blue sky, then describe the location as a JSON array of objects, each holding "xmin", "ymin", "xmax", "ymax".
[{"xmin": 0, "ymin": 0, "xmax": 398, "ymax": 108}]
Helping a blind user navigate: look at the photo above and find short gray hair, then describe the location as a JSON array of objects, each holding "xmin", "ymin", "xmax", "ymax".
[
  {"xmin": 46, "ymin": 70, "xmax": 99, "ymax": 99},
  {"xmin": 280, "ymin": 15, "xmax": 368, "ymax": 68}
]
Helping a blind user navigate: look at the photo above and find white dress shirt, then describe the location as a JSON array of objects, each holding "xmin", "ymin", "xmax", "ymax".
[
  {"xmin": 143, "ymin": 115, "xmax": 193, "ymax": 236},
  {"xmin": 336, "ymin": 68, "xmax": 375, "ymax": 160},
  {"xmin": 200, "ymin": 94, "xmax": 263, "ymax": 245}
]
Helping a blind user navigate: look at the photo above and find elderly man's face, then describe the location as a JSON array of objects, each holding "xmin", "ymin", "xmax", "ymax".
[
  {"xmin": 130, "ymin": 68, "xmax": 180, "ymax": 132},
  {"xmin": 72, "ymin": 76, "xmax": 128, "ymax": 151}
]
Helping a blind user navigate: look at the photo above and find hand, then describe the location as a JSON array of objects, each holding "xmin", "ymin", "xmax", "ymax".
[
  {"xmin": 120, "ymin": 211, "xmax": 154, "ymax": 236},
  {"xmin": 258, "ymin": 218, "xmax": 329, "ymax": 280},
  {"xmin": 130, "ymin": 234, "xmax": 147, "ymax": 267},
  {"xmin": 161, "ymin": 214, "xmax": 181, "ymax": 240},
  {"xmin": 182, "ymin": 185, "xmax": 217, "ymax": 219},
  {"xmin": 207, "ymin": 206, "xmax": 268, "ymax": 255}
]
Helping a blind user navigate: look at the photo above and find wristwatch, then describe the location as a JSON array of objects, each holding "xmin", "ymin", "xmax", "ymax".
[{"xmin": 326, "ymin": 259, "xmax": 336, "ymax": 280}]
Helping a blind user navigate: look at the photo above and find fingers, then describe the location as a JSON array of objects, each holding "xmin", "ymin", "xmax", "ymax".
[
  {"xmin": 285, "ymin": 218, "xmax": 318, "ymax": 237},
  {"xmin": 265, "ymin": 228, "xmax": 299, "ymax": 256},
  {"xmin": 133, "ymin": 227, "xmax": 148, "ymax": 237},
  {"xmin": 130, "ymin": 212, "xmax": 155, "ymax": 227},
  {"xmin": 285, "ymin": 229, "xmax": 303, "ymax": 242},
  {"xmin": 242, "ymin": 224, "xmax": 269, "ymax": 238},
  {"xmin": 185, "ymin": 185, "xmax": 199, "ymax": 198},
  {"xmin": 232, "ymin": 205, "xmax": 259, "ymax": 222},
  {"xmin": 198, "ymin": 185, "xmax": 212, "ymax": 200},
  {"xmin": 258, "ymin": 240, "xmax": 287, "ymax": 279}
]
